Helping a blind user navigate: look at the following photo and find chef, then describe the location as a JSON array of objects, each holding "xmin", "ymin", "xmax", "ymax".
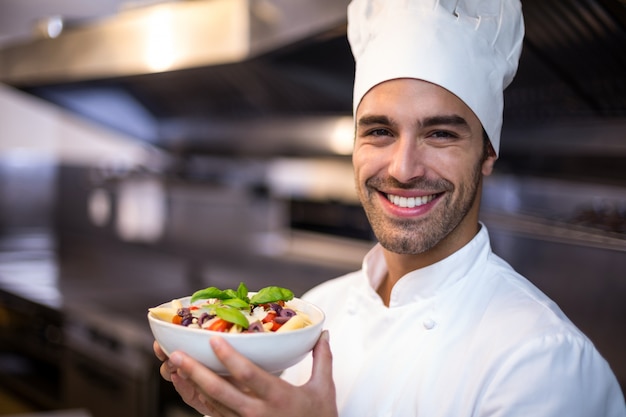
[{"xmin": 155, "ymin": 0, "xmax": 626, "ymax": 416}]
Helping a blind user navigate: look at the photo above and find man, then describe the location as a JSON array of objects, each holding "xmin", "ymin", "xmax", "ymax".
[{"xmin": 155, "ymin": 0, "xmax": 626, "ymax": 415}]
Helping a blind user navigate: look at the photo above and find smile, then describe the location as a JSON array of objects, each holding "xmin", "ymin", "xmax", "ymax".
[{"xmin": 386, "ymin": 193, "xmax": 437, "ymax": 208}]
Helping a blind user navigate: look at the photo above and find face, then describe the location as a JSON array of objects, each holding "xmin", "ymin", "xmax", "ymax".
[{"xmin": 353, "ymin": 78, "xmax": 496, "ymax": 256}]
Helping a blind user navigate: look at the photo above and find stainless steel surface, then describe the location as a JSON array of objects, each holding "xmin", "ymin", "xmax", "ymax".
[
  {"xmin": 0, "ymin": 229, "xmax": 177, "ymax": 416},
  {"xmin": 0, "ymin": 0, "xmax": 350, "ymax": 85},
  {"xmin": 482, "ymin": 174, "xmax": 626, "ymax": 250},
  {"xmin": 500, "ymin": 118, "xmax": 626, "ymax": 157},
  {"xmin": 63, "ymin": 317, "xmax": 157, "ymax": 417},
  {"xmin": 159, "ymin": 115, "xmax": 356, "ymax": 156}
]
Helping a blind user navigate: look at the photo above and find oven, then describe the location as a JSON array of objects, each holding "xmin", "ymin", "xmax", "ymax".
[
  {"xmin": 62, "ymin": 305, "xmax": 158, "ymax": 417},
  {"xmin": 0, "ymin": 289, "xmax": 64, "ymax": 410},
  {"xmin": 0, "ymin": 284, "xmax": 198, "ymax": 417}
]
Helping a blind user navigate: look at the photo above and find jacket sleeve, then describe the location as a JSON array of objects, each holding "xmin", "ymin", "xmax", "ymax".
[{"xmin": 477, "ymin": 331, "xmax": 625, "ymax": 417}]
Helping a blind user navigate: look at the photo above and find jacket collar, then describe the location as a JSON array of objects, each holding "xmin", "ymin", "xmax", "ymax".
[{"xmin": 361, "ymin": 223, "xmax": 492, "ymax": 307}]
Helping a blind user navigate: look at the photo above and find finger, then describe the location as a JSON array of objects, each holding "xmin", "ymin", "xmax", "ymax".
[
  {"xmin": 209, "ymin": 336, "xmax": 276, "ymax": 399},
  {"xmin": 171, "ymin": 371, "xmax": 199, "ymax": 403},
  {"xmin": 222, "ymin": 375, "xmax": 255, "ymax": 396},
  {"xmin": 169, "ymin": 349, "xmax": 254, "ymax": 413},
  {"xmin": 160, "ymin": 361, "xmax": 173, "ymax": 382},
  {"xmin": 171, "ymin": 372, "xmax": 218, "ymax": 416},
  {"xmin": 309, "ymin": 331, "xmax": 335, "ymax": 389},
  {"xmin": 153, "ymin": 340, "xmax": 168, "ymax": 361}
]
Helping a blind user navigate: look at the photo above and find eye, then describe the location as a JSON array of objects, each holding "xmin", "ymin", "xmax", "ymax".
[
  {"xmin": 427, "ymin": 130, "xmax": 460, "ymax": 143},
  {"xmin": 356, "ymin": 127, "xmax": 394, "ymax": 141},
  {"xmin": 430, "ymin": 130, "xmax": 457, "ymax": 139},
  {"xmin": 368, "ymin": 128, "xmax": 393, "ymax": 137}
]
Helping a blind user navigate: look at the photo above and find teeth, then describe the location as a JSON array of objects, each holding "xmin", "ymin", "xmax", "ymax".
[{"xmin": 387, "ymin": 193, "xmax": 436, "ymax": 208}]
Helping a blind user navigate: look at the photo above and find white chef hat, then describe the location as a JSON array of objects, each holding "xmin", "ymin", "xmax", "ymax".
[{"xmin": 348, "ymin": 0, "xmax": 524, "ymax": 155}]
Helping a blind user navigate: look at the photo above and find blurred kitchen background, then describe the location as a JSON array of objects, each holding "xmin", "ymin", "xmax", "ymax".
[{"xmin": 0, "ymin": 0, "xmax": 624, "ymax": 416}]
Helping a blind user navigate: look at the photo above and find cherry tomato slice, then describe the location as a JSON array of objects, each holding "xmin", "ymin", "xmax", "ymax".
[
  {"xmin": 262, "ymin": 311, "xmax": 277, "ymax": 323},
  {"xmin": 207, "ymin": 318, "xmax": 232, "ymax": 332}
]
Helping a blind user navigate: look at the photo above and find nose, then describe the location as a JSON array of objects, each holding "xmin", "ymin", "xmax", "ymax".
[{"xmin": 387, "ymin": 137, "xmax": 427, "ymax": 183}]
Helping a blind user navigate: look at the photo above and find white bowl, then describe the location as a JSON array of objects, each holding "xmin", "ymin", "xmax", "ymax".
[{"xmin": 148, "ymin": 295, "xmax": 325, "ymax": 375}]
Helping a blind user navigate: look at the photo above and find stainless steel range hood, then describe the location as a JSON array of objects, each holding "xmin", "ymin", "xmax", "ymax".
[
  {"xmin": 0, "ymin": 0, "xmax": 350, "ymax": 86},
  {"xmin": 0, "ymin": 0, "xmax": 355, "ymax": 151}
]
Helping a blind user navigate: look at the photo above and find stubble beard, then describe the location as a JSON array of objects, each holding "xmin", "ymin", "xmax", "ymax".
[{"xmin": 358, "ymin": 164, "xmax": 483, "ymax": 255}]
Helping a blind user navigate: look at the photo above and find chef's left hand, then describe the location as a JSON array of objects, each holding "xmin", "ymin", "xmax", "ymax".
[{"xmin": 154, "ymin": 330, "xmax": 337, "ymax": 417}]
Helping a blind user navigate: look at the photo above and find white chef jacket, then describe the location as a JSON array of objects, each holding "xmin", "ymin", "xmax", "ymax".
[{"xmin": 281, "ymin": 224, "xmax": 625, "ymax": 416}]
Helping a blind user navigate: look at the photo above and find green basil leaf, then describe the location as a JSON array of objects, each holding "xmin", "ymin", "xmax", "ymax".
[
  {"xmin": 221, "ymin": 298, "xmax": 250, "ymax": 309},
  {"xmin": 236, "ymin": 282, "xmax": 249, "ymax": 302},
  {"xmin": 190, "ymin": 287, "xmax": 226, "ymax": 303},
  {"xmin": 215, "ymin": 306, "xmax": 249, "ymax": 329},
  {"xmin": 223, "ymin": 289, "xmax": 239, "ymax": 299},
  {"xmin": 250, "ymin": 286, "xmax": 294, "ymax": 305}
]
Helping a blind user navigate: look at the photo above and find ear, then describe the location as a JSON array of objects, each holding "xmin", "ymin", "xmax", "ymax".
[{"xmin": 481, "ymin": 145, "xmax": 497, "ymax": 176}]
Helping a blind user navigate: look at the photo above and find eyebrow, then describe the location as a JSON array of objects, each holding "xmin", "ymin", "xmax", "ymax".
[
  {"xmin": 357, "ymin": 114, "xmax": 471, "ymax": 131},
  {"xmin": 420, "ymin": 115, "xmax": 470, "ymax": 130},
  {"xmin": 356, "ymin": 114, "xmax": 393, "ymax": 129}
]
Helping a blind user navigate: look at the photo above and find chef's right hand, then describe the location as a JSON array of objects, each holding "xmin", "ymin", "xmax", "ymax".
[{"xmin": 153, "ymin": 330, "xmax": 337, "ymax": 417}]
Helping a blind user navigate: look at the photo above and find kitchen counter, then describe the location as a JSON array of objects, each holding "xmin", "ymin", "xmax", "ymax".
[
  {"xmin": 0, "ymin": 232, "xmax": 62, "ymax": 309},
  {"xmin": 0, "ymin": 231, "xmax": 177, "ymax": 346}
]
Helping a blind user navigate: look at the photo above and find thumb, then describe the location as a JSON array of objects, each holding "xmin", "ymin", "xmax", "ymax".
[
  {"xmin": 310, "ymin": 330, "xmax": 334, "ymax": 385},
  {"xmin": 307, "ymin": 330, "xmax": 337, "ymax": 416}
]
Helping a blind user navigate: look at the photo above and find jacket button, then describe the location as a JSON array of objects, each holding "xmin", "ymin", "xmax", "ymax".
[{"xmin": 423, "ymin": 319, "xmax": 436, "ymax": 330}]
